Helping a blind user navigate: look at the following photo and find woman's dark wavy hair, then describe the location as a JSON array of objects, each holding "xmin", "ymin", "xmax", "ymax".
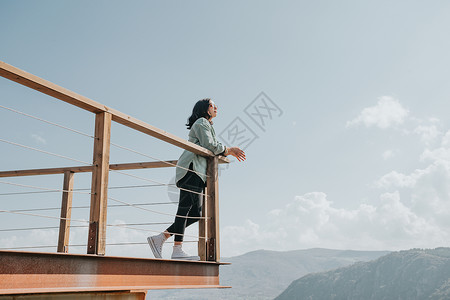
[{"xmin": 186, "ymin": 98, "xmax": 211, "ymax": 129}]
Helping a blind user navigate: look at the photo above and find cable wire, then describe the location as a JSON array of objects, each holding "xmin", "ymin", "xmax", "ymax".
[
  {"xmin": 0, "ymin": 190, "xmax": 63, "ymax": 196},
  {"xmin": 0, "ymin": 245, "xmax": 56, "ymax": 250},
  {"xmin": 0, "ymin": 104, "xmax": 95, "ymax": 139},
  {"xmin": 0, "ymin": 209, "xmax": 203, "ymax": 239},
  {"xmin": 0, "ymin": 222, "xmax": 171, "ymax": 232},
  {"xmin": 0, "ymin": 184, "xmax": 175, "ymax": 196},
  {"xmin": 106, "ymin": 223, "xmax": 204, "ymax": 239},
  {"xmin": 110, "ymin": 142, "xmax": 209, "ymax": 178},
  {"xmin": 0, "ymin": 180, "xmax": 92, "ymax": 195},
  {"xmin": 110, "ymin": 169, "xmax": 207, "ymax": 198},
  {"xmin": 0, "ymin": 209, "xmax": 89, "ymax": 224},
  {"xmin": 104, "ymin": 241, "xmax": 198, "ymax": 246},
  {"xmin": 6, "ymin": 202, "xmax": 177, "ymax": 213},
  {"xmin": 109, "ymin": 183, "xmax": 176, "ymax": 189},
  {"xmin": 111, "ymin": 222, "xmax": 172, "ymax": 226},
  {"xmin": 0, "ymin": 138, "xmax": 92, "ymax": 165},
  {"xmin": 108, "ymin": 196, "xmax": 206, "ymax": 220},
  {"xmin": 0, "ymin": 182, "xmax": 203, "ymax": 226},
  {"xmin": 0, "ymin": 226, "xmax": 61, "ymax": 232},
  {"xmin": 0, "ymin": 240, "xmax": 197, "ymax": 250}
]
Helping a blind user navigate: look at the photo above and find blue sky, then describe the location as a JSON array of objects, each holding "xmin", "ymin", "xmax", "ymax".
[{"xmin": 1, "ymin": 0, "xmax": 450, "ymax": 257}]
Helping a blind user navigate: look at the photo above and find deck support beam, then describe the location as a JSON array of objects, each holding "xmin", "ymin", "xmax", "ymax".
[
  {"xmin": 57, "ymin": 171, "xmax": 74, "ymax": 253},
  {"xmin": 0, "ymin": 251, "xmax": 225, "ymax": 295},
  {"xmin": 88, "ymin": 112, "xmax": 112, "ymax": 255},
  {"xmin": 0, "ymin": 290, "xmax": 147, "ymax": 300},
  {"xmin": 206, "ymin": 156, "xmax": 220, "ymax": 262}
]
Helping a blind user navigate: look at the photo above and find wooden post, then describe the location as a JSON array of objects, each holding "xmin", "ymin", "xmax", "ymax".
[
  {"xmin": 87, "ymin": 112, "xmax": 112, "ymax": 255},
  {"xmin": 57, "ymin": 171, "xmax": 74, "ymax": 253},
  {"xmin": 198, "ymin": 191, "xmax": 207, "ymax": 261},
  {"xmin": 205, "ymin": 156, "xmax": 220, "ymax": 262}
]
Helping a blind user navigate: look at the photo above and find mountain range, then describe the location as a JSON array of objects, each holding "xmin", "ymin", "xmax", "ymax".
[
  {"xmin": 275, "ymin": 247, "xmax": 450, "ymax": 300},
  {"xmin": 147, "ymin": 248, "xmax": 389, "ymax": 300}
]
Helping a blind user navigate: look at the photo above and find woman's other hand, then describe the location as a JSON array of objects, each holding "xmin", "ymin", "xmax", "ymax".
[{"xmin": 228, "ymin": 147, "xmax": 246, "ymax": 162}]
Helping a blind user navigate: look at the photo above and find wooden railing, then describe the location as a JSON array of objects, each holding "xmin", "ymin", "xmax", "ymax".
[{"xmin": 0, "ymin": 61, "xmax": 229, "ymax": 261}]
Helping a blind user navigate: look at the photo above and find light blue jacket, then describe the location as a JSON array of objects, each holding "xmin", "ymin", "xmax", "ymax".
[{"xmin": 175, "ymin": 117, "xmax": 226, "ymax": 185}]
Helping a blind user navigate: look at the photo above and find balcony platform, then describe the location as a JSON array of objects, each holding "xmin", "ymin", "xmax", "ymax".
[{"xmin": 0, "ymin": 250, "xmax": 229, "ymax": 296}]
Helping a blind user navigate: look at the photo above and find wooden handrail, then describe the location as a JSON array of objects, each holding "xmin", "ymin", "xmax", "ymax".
[
  {"xmin": 0, "ymin": 159, "xmax": 227, "ymax": 178},
  {"xmin": 0, "ymin": 60, "xmax": 229, "ymax": 164}
]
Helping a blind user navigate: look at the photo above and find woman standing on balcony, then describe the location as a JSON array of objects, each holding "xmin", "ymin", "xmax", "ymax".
[{"xmin": 147, "ymin": 99, "xmax": 246, "ymax": 260}]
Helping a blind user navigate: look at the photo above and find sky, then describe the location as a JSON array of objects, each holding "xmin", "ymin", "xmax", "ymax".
[{"xmin": 1, "ymin": 0, "xmax": 450, "ymax": 258}]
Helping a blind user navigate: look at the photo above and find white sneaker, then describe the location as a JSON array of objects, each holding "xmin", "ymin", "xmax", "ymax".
[
  {"xmin": 171, "ymin": 245, "xmax": 200, "ymax": 261},
  {"xmin": 147, "ymin": 233, "xmax": 166, "ymax": 259}
]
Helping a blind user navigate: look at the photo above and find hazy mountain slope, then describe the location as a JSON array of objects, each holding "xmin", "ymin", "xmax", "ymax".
[
  {"xmin": 147, "ymin": 248, "xmax": 389, "ymax": 300},
  {"xmin": 275, "ymin": 248, "xmax": 450, "ymax": 300}
]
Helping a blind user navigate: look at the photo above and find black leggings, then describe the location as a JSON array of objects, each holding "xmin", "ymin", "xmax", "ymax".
[{"xmin": 166, "ymin": 164, "xmax": 205, "ymax": 242}]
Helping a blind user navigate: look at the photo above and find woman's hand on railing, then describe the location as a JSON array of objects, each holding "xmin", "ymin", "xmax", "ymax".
[{"xmin": 227, "ymin": 147, "xmax": 246, "ymax": 162}]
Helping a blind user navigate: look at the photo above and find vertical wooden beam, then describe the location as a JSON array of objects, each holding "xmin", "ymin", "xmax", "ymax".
[
  {"xmin": 57, "ymin": 171, "xmax": 74, "ymax": 253},
  {"xmin": 205, "ymin": 156, "xmax": 220, "ymax": 262},
  {"xmin": 198, "ymin": 191, "xmax": 207, "ymax": 261},
  {"xmin": 87, "ymin": 112, "xmax": 112, "ymax": 255}
]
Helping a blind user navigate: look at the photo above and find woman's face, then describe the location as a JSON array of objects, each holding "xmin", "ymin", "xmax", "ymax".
[{"xmin": 208, "ymin": 100, "xmax": 218, "ymax": 119}]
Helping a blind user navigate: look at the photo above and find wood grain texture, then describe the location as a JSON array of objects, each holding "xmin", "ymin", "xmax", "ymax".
[
  {"xmin": 206, "ymin": 156, "xmax": 220, "ymax": 262},
  {"xmin": 88, "ymin": 112, "xmax": 112, "ymax": 255},
  {"xmin": 57, "ymin": 171, "xmax": 74, "ymax": 253}
]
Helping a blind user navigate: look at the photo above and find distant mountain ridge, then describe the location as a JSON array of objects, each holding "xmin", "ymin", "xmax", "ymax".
[
  {"xmin": 275, "ymin": 247, "xmax": 450, "ymax": 300},
  {"xmin": 147, "ymin": 248, "xmax": 389, "ymax": 300}
]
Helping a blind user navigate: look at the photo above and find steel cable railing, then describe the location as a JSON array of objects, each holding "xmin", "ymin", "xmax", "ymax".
[{"xmin": 0, "ymin": 104, "xmax": 215, "ymax": 254}]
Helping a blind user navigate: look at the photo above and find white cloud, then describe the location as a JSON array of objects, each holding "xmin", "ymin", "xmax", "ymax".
[
  {"xmin": 420, "ymin": 130, "xmax": 450, "ymax": 164},
  {"xmin": 221, "ymin": 128, "xmax": 450, "ymax": 256},
  {"xmin": 346, "ymin": 96, "xmax": 409, "ymax": 129},
  {"xmin": 440, "ymin": 130, "xmax": 450, "ymax": 148},
  {"xmin": 414, "ymin": 124, "xmax": 441, "ymax": 145},
  {"xmin": 373, "ymin": 130, "xmax": 450, "ymax": 226},
  {"xmin": 382, "ymin": 149, "xmax": 396, "ymax": 160},
  {"xmin": 0, "ymin": 229, "xmax": 59, "ymax": 251},
  {"xmin": 374, "ymin": 169, "xmax": 426, "ymax": 189},
  {"xmin": 416, "ymin": 130, "xmax": 450, "ymax": 164},
  {"xmin": 221, "ymin": 190, "xmax": 447, "ymax": 256}
]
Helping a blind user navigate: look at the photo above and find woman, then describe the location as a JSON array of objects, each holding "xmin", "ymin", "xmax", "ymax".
[{"xmin": 147, "ymin": 99, "xmax": 246, "ymax": 260}]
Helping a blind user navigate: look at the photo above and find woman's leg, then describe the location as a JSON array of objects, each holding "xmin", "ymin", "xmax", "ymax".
[
  {"xmin": 148, "ymin": 187, "xmax": 194, "ymax": 258},
  {"xmin": 149, "ymin": 165, "xmax": 204, "ymax": 259},
  {"xmin": 184, "ymin": 195, "xmax": 202, "ymax": 229},
  {"xmin": 166, "ymin": 188, "xmax": 196, "ymax": 242},
  {"xmin": 166, "ymin": 162, "xmax": 204, "ymax": 241}
]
